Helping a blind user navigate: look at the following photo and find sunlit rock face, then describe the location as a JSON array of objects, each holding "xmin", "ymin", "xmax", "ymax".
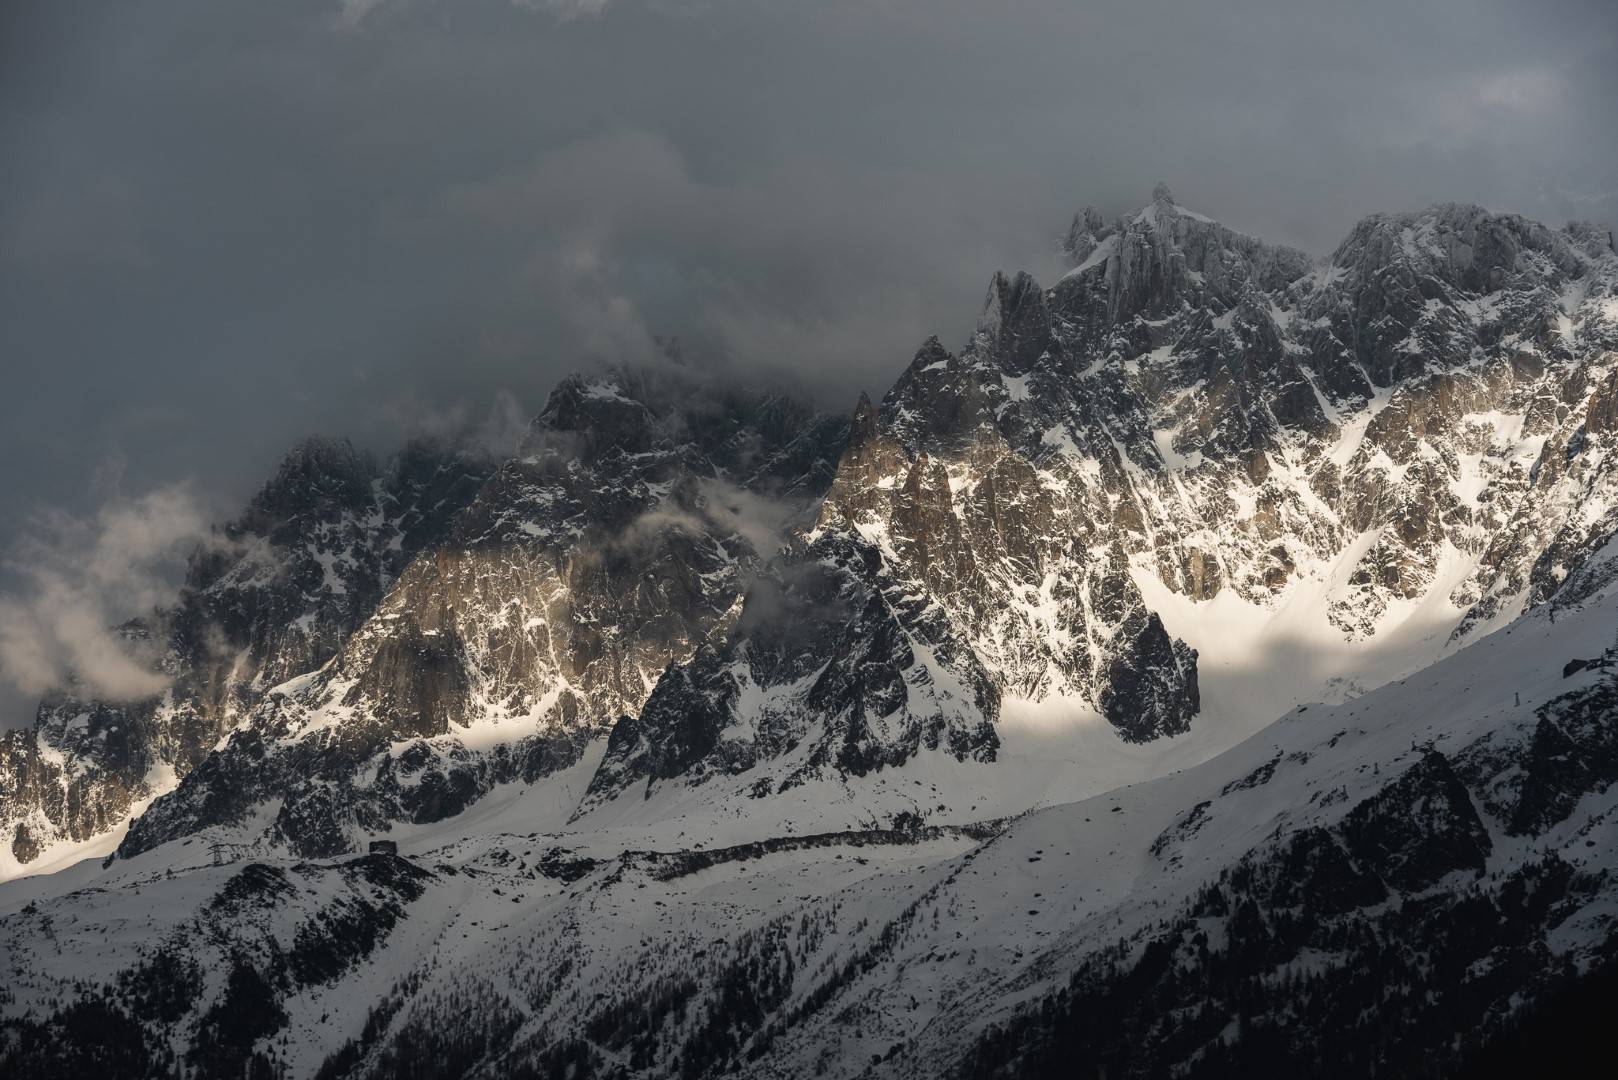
[
  {"xmin": 577, "ymin": 192, "xmax": 1618, "ymax": 811},
  {"xmin": 116, "ymin": 372, "xmax": 853, "ymax": 859},
  {"xmin": 1032, "ymin": 192, "xmax": 1618, "ymax": 641},
  {"xmin": 1, "ymin": 437, "xmax": 496, "ymax": 869}
]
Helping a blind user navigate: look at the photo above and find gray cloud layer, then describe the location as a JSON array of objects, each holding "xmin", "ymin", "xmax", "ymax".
[
  {"xmin": 2, "ymin": 0, "xmax": 1615, "ymax": 724},
  {"xmin": 0, "ymin": 486, "xmax": 217, "ymax": 707}
]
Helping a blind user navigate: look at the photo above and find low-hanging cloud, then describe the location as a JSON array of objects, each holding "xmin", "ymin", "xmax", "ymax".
[
  {"xmin": 0, "ymin": 486, "xmax": 217, "ymax": 706},
  {"xmin": 693, "ymin": 478, "xmax": 805, "ymax": 558},
  {"xmin": 380, "ymin": 388, "xmax": 536, "ymax": 459},
  {"xmin": 603, "ymin": 477, "xmax": 804, "ymax": 565}
]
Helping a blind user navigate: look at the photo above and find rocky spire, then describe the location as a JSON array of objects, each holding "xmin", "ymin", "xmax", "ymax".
[
  {"xmin": 976, "ymin": 270, "xmax": 1051, "ymax": 376},
  {"xmin": 851, "ymin": 389, "xmax": 878, "ymax": 436},
  {"xmin": 1061, "ymin": 206, "xmax": 1113, "ymax": 264}
]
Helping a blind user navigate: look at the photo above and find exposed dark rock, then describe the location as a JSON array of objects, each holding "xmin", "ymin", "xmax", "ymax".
[{"xmin": 1340, "ymin": 749, "xmax": 1491, "ymax": 890}]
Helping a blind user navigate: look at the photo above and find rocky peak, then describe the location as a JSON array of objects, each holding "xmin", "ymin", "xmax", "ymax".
[
  {"xmin": 101, "ymin": 372, "xmax": 852, "ymax": 861},
  {"xmin": 1056, "ymin": 187, "xmax": 1312, "ymax": 326},
  {"xmin": 975, "ymin": 270, "xmax": 1052, "ymax": 376},
  {"xmin": 1317, "ymin": 203, "xmax": 1618, "ymax": 391},
  {"xmin": 1331, "ymin": 203, "xmax": 1583, "ymax": 294},
  {"xmin": 520, "ymin": 366, "xmax": 851, "ymax": 493},
  {"xmin": 783, "ymin": 191, "xmax": 1618, "ymax": 756},
  {"xmin": 1060, "ymin": 205, "xmax": 1113, "ymax": 265},
  {"xmin": 246, "ymin": 436, "xmax": 378, "ymax": 524},
  {"xmin": 850, "ymin": 390, "xmax": 878, "ymax": 441},
  {"xmin": 522, "ymin": 372, "xmax": 657, "ymax": 461}
]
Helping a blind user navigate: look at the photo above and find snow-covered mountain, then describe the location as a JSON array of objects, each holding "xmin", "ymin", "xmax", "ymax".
[
  {"xmin": 108, "ymin": 373, "xmax": 850, "ymax": 866},
  {"xmin": 3, "ymin": 190, "xmax": 1617, "ymax": 1078}
]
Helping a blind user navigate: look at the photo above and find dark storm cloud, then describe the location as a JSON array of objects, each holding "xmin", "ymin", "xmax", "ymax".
[{"xmin": 1, "ymin": 0, "xmax": 1615, "ymax": 723}]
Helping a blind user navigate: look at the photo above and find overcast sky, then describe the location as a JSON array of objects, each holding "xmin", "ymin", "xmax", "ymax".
[{"xmin": 2, "ymin": 0, "xmax": 1615, "ymax": 725}]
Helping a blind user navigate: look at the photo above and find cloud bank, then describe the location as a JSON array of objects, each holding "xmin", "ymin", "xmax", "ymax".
[{"xmin": 0, "ymin": 487, "xmax": 214, "ymax": 706}]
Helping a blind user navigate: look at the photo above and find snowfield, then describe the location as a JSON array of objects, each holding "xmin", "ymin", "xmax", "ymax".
[{"xmin": 4, "ymin": 590, "xmax": 1616, "ymax": 1078}]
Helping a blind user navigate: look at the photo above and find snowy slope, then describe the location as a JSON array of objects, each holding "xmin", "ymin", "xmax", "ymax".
[{"xmin": 3, "ymin": 575, "xmax": 1614, "ymax": 1079}]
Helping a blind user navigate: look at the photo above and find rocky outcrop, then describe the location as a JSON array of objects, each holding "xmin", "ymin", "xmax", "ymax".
[
  {"xmin": 580, "ymin": 525, "xmax": 1001, "ymax": 809},
  {"xmin": 0, "ymin": 438, "xmax": 495, "ymax": 870},
  {"xmin": 599, "ymin": 191, "xmax": 1617, "ymax": 809},
  {"xmin": 111, "ymin": 371, "xmax": 851, "ymax": 860}
]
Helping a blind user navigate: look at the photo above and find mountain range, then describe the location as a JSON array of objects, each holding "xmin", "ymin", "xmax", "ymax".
[{"xmin": 3, "ymin": 186, "xmax": 1617, "ymax": 1078}]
